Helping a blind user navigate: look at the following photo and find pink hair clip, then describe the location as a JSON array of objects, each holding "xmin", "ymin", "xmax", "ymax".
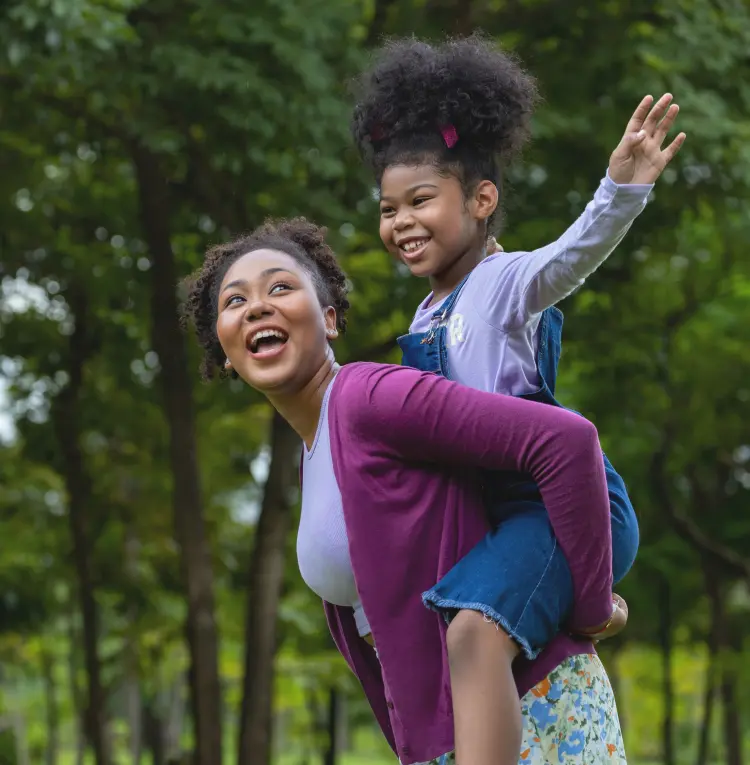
[{"xmin": 440, "ymin": 124, "xmax": 459, "ymax": 149}]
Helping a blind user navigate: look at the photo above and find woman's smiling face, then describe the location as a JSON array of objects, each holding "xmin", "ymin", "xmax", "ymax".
[{"xmin": 216, "ymin": 248, "xmax": 336, "ymax": 395}]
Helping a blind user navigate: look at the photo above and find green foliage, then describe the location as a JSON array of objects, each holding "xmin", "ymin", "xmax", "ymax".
[{"xmin": 2, "ymin": 0, "xmax": 750, "ymax": 763}]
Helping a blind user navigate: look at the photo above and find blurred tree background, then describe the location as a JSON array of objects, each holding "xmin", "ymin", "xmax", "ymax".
[{"xmin": 1, "ymin": 0, "xmax": 750, "ymax": 763}]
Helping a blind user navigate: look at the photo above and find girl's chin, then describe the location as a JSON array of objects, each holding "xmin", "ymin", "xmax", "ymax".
[{"xmin": 403, "ymin": 259, "xmax": 436, "ymax": 277}]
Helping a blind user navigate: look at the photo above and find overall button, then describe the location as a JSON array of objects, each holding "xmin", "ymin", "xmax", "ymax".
[
  {"xmin": 401, "ymin": 746, "xmax": 410, "ymax": 757},
  {"xmin": 386, "ymin": 700, "xmax": 394, "ymax": 710}
]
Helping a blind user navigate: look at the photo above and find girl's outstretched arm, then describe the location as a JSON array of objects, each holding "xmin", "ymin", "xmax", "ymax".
[{"xmin": 477, "ymin": 94, "xmax": 684, "ymax": 328}]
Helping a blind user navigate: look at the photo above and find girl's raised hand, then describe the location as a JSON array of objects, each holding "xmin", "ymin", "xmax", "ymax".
[{"xmin": 608, "ymin": 94, "xmax": 686, "ymax": 185}]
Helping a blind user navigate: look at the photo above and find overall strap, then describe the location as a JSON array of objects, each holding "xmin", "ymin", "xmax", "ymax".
[
  {"xmin": 431, "ymin": 272, "xmax": 471, "ymax": 321},
  {"xmin": 535, "ymin": 306, "xmax": 564, "ymax": 397},
  {"xmin": 421, "ymin": 272, "xmax": 472, "ymax": 346}
]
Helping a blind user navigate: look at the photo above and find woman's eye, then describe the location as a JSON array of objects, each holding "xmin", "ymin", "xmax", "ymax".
[
  {"xmin": 270, "ymin": 282, "xmax": 292, "ymax": 294},
  {"xmin": 413, "ymin": 197, "xmax": 429, "ymax": 206},
  {"xmin": 380, "ymin": 206, "xmax": 395, "ymax": 216},
  {"xmin": 225, "ymin": 295, "xmax": 244, "ymax": 307}
]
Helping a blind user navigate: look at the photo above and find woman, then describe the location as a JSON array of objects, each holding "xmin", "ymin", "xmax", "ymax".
[{"xmin": 182, "ymin": 218, "xmax": 627, "ymax": 764}]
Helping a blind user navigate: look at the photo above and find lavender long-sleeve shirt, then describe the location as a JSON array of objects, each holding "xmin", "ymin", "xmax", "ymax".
[
  {"xmin": 410, "ymin": 172, "xmax": 653, "ymax": 395},
  {"xmin": 313, "ymin": 361, "xmax": 611, "ymax": 764}
]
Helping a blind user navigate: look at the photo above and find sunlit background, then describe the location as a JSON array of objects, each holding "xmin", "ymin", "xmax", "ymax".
[{"xmin": 2, "ymin": 1, "xmax": 750, "ymax": 764}]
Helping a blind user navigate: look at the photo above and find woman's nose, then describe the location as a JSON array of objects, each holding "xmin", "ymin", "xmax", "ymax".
[{"xmin": 244, "ymin": 298, "xmax": 273, "ymax": 321}]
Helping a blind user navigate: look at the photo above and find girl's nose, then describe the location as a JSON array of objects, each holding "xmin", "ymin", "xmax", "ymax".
[{"xmin": 393, "ymin": 209, "xmax": 415, "ymax": 230}]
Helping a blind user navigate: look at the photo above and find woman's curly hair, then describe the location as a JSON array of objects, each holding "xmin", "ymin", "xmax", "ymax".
[
  {"xmin": 351, "ymin": 33, "xmax": 539, "ymax": 200},
  {"xmin": 181, "ymin": 217, "xmax": 350, "ymax": 381}
]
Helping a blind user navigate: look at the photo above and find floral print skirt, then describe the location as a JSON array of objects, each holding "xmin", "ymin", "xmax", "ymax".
[{"xmin": 423, "ymin": 653, "xmax": 626, "ymax": 764}]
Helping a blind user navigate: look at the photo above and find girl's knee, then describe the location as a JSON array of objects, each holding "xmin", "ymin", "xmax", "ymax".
[{"xmin": 446, "ymin": 610, "xmax": 519, "ymax": 670}]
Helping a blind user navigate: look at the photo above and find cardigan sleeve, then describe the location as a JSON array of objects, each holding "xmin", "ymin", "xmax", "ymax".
[{"xmin": 340, "ymin": 362, "xmax": 613, "ymax": 630}]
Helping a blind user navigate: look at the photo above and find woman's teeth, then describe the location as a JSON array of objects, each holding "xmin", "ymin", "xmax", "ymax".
[{"xmin": 250, "ymin": 328, "xmax": 288, "ymax": 352}]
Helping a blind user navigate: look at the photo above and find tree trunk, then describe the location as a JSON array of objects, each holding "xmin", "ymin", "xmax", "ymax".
[
  {"xmin": 323, "ymin": 688, "xmax": 340, "ymax": 765},
  {"xmin": 164, "ymin": 675, "xmax": 186, "ymax": 760},
  {"xmin": 238, "ymin": 411, "xmax": 300, "ymax": 765},
  {"xmin": 13, "ymin": 713, "xmax": 31, "ymax": 765},
  {"xmin": 53, "ymin": 291, "xmax": 109, "ymax": 765},
  {"xmin": 132, "ymin": 144, "xmax": 223, "ymax": 765},
  {"xmin": 721, "ymin": 618, "xmax": 743, "ymax": 765},
  {"xmin": 426, "ymin": 0, "xmax": 474, "ymax": 35},
  {"xmin": 143, "ymin": 700, "xmax": 166, "ymax": 765},
  {"xmin": 659, "ymin": 577, "xmax": 675, "ymax": 765},
  {"xmin": 125, "ymin": 660, "xmax": 143, "ymax": 764},
  {"xmin": 41, "ymin": 648, "xmax": 59, "ymax": 765},
  {"xmin": 124, "ymin": 528, "xmax": 143, "ymax": 765},
  {"xmin": 66, "ymin": 613, "xmax": 86, "ymax": 765},
  {"xmin": 696, "ymin": 564, "xmax": 722, "ymax": 765},
  {"xmin": 604, "ymin": 643, "xmax": 626, "ymax": 736},
  {"xmin": 721, "ymin": 673, "xmax": 742, "ymax": 765}
]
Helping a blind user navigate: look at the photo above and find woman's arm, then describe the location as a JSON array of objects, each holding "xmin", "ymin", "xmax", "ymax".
[{"xmin": 344, "ymin": 363, "xmax": 613, "ymax": 630}]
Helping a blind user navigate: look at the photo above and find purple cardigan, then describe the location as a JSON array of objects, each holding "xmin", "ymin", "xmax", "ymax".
[{"xmin": 311, "ymin": 362, "xmax": 612, "ymax": 764}]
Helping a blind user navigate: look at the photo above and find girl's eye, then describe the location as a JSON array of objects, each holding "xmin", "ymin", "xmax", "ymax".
[
  {"xmin": 380, "ymin": 206, "xmax": 395, "ymax": 216},
  {"xmin": 270, "ymin": 282, "xmax": 292, "ymax": 294},
  {"xmin": 225, "ymin": 295, "xmax": 244, "ymax": 307}
]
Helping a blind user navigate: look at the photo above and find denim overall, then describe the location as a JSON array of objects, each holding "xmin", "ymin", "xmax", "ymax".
[{"xmin": 397, "ymin": 277, "xmax": 639, "ymax": 659}]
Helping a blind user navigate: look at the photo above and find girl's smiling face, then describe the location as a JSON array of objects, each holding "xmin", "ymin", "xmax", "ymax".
[
  {"xmin": 378, "ymin": 164, "xmax": 498, "ymax": 289},
  {"xmin": 216, "ymin": 248, "xmax": 336, "ymax": 395}
]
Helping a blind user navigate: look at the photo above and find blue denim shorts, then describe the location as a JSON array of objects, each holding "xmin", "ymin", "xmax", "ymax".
[
  {"xmin": 422, "ymin": 502, "xmax": 571, "ymax": 659},
  {"xmin": 422, "ymin": 470, "xmax": 637, "ymax": 660}
]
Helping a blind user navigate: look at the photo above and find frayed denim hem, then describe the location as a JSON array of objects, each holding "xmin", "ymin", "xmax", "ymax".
[{"xmin": 420, "ymin": 590, "xmax": 540, "ymax": 661}]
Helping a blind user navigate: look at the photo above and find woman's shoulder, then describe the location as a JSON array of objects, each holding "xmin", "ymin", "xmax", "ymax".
[
  {"xmin": 331, "ymin": 362, "xmax": 403, "ymax": 415},
  {"xmin": 333, "ymin": 361, "xmax": 442, "ymax": 403},
  {"xmin": 334, "ymin": 361, "xmax": 410, "ymax": 394},
  {"xmin": 331, "ymin": 362, "xmax": 445, "ymax": 437}
]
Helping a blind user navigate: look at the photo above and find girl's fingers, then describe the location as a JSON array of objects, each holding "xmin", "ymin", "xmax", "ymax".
[
  {"xmin": 661, "ymin": 131, "xmax": 687, "ymax": 163},
  {"xmin": 655, "ymin": 103, "xmax": 680, "ymax": 144},
  {"xmin": 624, "ymin": 94, "xmax": 655, "ymax": 135},
  {"xmin": 642, "ymin": 93, "xmax": 674, "ymax": 134}
]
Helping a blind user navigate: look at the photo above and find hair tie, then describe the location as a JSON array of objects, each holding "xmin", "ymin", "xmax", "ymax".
[
  {"xmin": 440, "ymin": 124, "xmax": 459, "ymax": 149},
  {"xmin": 370, "ymin": 124, "xmax": 386, "ymax": 142}
]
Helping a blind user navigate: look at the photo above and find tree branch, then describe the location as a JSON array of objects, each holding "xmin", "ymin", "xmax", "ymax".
[{"xmin": 649, "ymin": 449, "xmax": 750, "ymax": 580}]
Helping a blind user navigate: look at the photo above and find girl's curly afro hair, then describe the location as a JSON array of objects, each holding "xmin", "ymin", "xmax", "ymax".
[
  {"xmin": 351, "ymin": 33, "xmax": 539, "ymax": 196},
  {"xmin": 181, "ymin": 217, "xmax": 350, "ymax": 381}
]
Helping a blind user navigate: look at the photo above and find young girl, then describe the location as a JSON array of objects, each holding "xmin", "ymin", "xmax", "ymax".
[{"xmin": 351, "ymin": 35, "xmax": 685, "ymax": 763}]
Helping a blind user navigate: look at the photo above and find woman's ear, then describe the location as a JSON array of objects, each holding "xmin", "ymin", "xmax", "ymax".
[
  {"xmin": 472, "ymin": 180, "xmax": 499, "ymax": 223},
  {"xmin": 324, "ymin": 306, "xmax": 338, "ymax": 340}
]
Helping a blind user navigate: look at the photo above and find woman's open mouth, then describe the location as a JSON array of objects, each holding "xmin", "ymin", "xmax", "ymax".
[{"xmin": 247, "ymin": 328, "xmax": 289, "ymax": 359}]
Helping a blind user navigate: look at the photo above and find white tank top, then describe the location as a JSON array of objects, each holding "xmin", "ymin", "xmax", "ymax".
[{"xmin": 297, "ymin": 377, "xmax": 370, "ymax": 636}]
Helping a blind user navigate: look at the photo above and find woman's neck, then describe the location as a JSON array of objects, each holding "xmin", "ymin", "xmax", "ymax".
[
  {"xmin": 267, "ymin": 355, "xmax": 338, "ymax": 450},
  {"xmin": 428, "ymin": 238, "xmax": 487, "ymax": 303}
]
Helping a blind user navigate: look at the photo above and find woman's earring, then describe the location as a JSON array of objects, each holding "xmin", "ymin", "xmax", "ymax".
[
  {"xmin": 327, "ymin": 328, "xmax": 338, "ymax": 339},
  {"xmin": 224, "ymin": 359, "xmax": 232, "ymax": 370}
]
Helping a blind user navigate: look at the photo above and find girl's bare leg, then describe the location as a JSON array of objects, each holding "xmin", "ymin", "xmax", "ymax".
[{"xmin": 447, "ymin": 609, "xmax": 521, "ymax": 765}]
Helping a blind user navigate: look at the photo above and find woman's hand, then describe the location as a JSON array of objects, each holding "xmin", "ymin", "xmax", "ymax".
[
  {"xmin": 608, "ymin": 94, "xmax": 686, "ymax": 185},
  {"xmin": 575, "ymin": 593, "xmax": 628, "ymax": 642}
]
